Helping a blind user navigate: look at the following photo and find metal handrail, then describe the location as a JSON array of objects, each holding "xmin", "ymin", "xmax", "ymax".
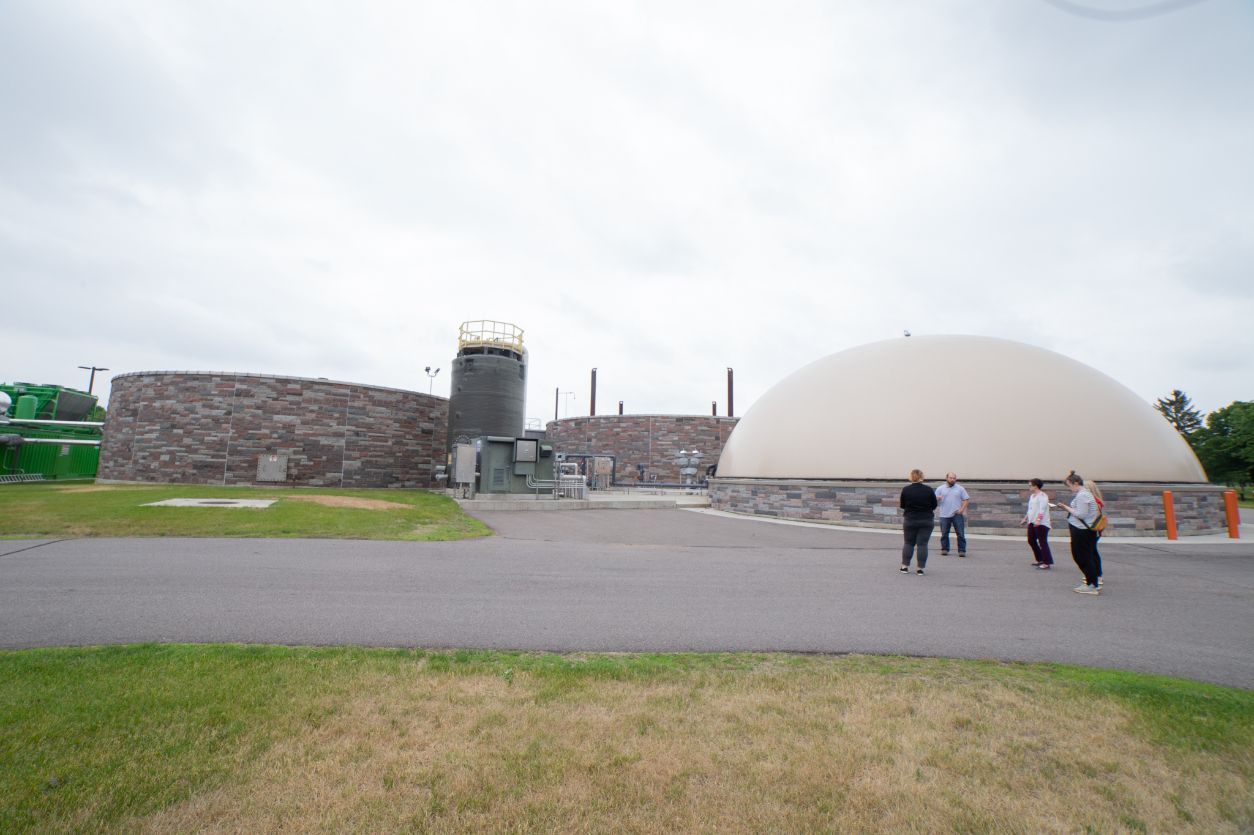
[{"xmin": 458, "ymin": 320, "xmax": 524, "ymax": 354}]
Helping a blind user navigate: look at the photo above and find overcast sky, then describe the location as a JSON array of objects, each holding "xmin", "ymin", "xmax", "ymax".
[{"xmin": 3, "ymin": 0, "xmax": 1251, "ymax": 426}]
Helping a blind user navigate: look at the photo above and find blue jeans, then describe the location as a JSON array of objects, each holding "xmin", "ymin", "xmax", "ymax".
[{"xmin": 940, "ymin": 514, "xmax": 967, "ymax": 553}]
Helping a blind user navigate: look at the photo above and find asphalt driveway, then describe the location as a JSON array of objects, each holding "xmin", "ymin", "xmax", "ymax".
[{"xmin": 2, "ymin": 509, "xmax": 1251, "ymax": 687}]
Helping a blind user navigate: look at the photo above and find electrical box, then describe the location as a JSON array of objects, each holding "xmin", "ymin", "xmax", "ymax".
[
  {"xmin": 452, "ymin": 443, "xmax": 477, "ymax": 484},
  {"xmin": 256, "ymin": 454, "xmax": 288, "ymax": 482},
  {"xmin": 472, "ymin": 436, "xmax": 555, "ymax": 493}
]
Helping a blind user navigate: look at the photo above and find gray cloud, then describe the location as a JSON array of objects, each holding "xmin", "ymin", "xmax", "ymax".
[{"xmin": 3, "ymin": 0, "xmax": 1252, "ymax": 419}]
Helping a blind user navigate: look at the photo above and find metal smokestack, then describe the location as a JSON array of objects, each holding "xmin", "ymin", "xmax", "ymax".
[
  {"xmin": 554, "ymin": 387, "xmax": 559, "ymax": 422},
  {"xmin": 590, "ymin": 368, "xmax": 597, "ymax": 416},
  {"xmin": 727, "ymin": 367, "xmax": 734, "ymax": 417},
  {"xmin": 618, "ymin": 400, "xmax": 624, "ymax": 415},
  {"xmin": 712, "ymin": 401, "xmax": 717, "ymax": 416}
]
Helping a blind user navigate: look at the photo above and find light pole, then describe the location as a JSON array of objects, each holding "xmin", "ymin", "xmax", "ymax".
[
  {"xmin": 560, "ymin": 391, "xmax": 576, "ymax": 417},
  {"xmin": 424, "ymin": 366, "xmax": 440, "ymax": 394},
  {"xmin": 77, "ymin": 365, "xmax": 109, "ymax": 395}
]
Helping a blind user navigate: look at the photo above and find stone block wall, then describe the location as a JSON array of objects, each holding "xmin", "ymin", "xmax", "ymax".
[
  {"xmin": 710, "ymin": 478, "xmax": 1229, "ymax": 537},
  {"xmin": 99, "ymin": 372, "xmax": 447, "ymax": 488},
  {"xmin": 546, "ymin": 415, "xmax": 739, "ymax": 484}
]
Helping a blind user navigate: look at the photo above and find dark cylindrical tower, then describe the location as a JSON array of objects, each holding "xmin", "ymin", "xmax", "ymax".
[{"xmin": 448, "ymin": 320, "xmax": 527, "ymax": 446}]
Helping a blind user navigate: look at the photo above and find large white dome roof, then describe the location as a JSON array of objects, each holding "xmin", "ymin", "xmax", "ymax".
[{"xmin": 718, "ymin": 336, "xmax": 1206, "ymax": 482}]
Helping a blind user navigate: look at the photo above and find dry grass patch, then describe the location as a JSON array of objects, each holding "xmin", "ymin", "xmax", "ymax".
[{"xmin": 128, "ymin": 658, "xmax": 1251, "ymax": 834}]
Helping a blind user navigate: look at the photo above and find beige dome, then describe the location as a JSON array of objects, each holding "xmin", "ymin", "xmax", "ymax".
[{"xmin": 718, "ymin": 336, "xmax": 1206, "ymax": 482}]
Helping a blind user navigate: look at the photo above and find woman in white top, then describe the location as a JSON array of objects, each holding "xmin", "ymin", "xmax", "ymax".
[
  {"xmin": 1019, "ymin": 478, "xmax": 1053, "ymax": 569},
  {"xmin": 1054, "ymin": 472, "xmax": 1101, "ymax": 595}
]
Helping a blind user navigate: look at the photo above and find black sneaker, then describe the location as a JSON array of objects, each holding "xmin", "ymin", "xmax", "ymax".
[
  {"xmin": 916, "ymin": 568, "xmax": 925, "ymax": 575},
  {"xmin": 958, "ymin": 552, "xmax": 967, "ymax": 558},
  {"xmin": 940, "ymin": 550, "xmax": 950, "ymax": 556},
  {"xmin": 900, "ymin": 566, "xmax": 909, "ymax": 573}
]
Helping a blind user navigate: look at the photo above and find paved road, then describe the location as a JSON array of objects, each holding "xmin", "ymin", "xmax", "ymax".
[{"xmin": 2, "ymin": 509, "xmax": 1252, "ymax": 687}]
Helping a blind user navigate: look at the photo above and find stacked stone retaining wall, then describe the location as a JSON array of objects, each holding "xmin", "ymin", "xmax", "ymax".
[
  {"xmin": 546, "ymin": 415, "xmax": 738, "ymax": 484},
  {"xmin": 99, "ymin": 372, "xmax": 447, "ymax": 488},
  {"xmin": 710, "ymin": 478, "xmax": 1228, "ymax": 537}
]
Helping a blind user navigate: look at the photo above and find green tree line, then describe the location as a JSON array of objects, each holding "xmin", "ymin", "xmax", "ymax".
[{"xmin": 1155, "ymin": 390, "xmax": 1253, "ymax": 498}]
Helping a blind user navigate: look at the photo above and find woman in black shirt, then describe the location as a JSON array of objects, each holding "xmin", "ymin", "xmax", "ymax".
[{"xmin": 900, "ymin": 469, "xmax": 939, "ymax": 575}]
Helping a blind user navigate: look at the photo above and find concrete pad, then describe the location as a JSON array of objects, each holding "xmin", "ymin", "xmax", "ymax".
[
  {"xmin": 691, "ymin": 508, "xmax": 1253, "ymax": 545},
  {"xmin": 142, "ymin": 498, "xmax": 277, "ymax": 508},
  {"xmin": 456, "ymin": 490, "xmax": 710, "ymax": 512}
]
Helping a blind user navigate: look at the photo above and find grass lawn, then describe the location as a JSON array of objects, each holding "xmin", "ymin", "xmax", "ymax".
[
  {"xmin": 1, "ymin": 646, "xmax": 1250, "ymax": 833},
  {"xmin": 0, "ymin": 483, "xmax": 489, "ymax": 541}
]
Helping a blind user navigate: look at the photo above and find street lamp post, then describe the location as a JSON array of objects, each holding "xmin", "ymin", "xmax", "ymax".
[
  {"xmin": 77, "ymin": 365, "xmax": 109, "ymax": 395},
  {"xmin": 424, "ymin": 366, "xmax": 440, "ymax": 394}
]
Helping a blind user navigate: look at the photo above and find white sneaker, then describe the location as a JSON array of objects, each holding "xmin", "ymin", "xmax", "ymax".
[
  {"xmin": 1074, "ymin": 585, "xmax": 1100, "ymax": 595},
  {"xmin": 1073, "ymin": 584, "xmax": 1089, "ymax": 592}
]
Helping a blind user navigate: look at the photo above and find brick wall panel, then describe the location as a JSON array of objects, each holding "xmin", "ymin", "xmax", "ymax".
[
  {"xmin": 546, "ymin": 415, "xmax": 738, "ymax": 484},
  {"xmin": 100, "ymin": 372, "xmax": 447, "ymax": 488},
  {"xmin": 710, "ymin": 478, "xmax": 1228, "ymax": 538}
]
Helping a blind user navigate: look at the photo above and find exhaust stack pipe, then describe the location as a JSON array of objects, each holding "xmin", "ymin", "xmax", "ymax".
[
  {"xmin": 590, "ymin": 368, "xmax": 597, "ymax": 416},
  {"xmin": 726, "ymin": 368, "xmax": 734, "ymax": 417}
]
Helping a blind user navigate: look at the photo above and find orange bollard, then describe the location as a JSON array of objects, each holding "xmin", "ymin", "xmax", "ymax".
[
  {"xmin": 1162, "ymin": 490, "xmax": 1178, "ymax": 540},
  {"xmin": 1224, "ymin": 490, "xmax": 1241, "ymax": 539}
]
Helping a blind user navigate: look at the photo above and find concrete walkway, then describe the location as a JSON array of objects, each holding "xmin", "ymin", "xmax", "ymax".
[
  {"xmin": 455, "ymin": 488, "xmax": 709, "ymax": 511},
  {"xmin": 2, "ymin": 508, "xmax": 1251, "ymax": 688},
  {"xmin": 693, "ymin": 507, "xmax": 1253, "ymax": 545}
]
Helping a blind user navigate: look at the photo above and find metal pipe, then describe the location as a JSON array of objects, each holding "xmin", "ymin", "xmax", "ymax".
[
  {"xmin": 618, "ymin": 401, "xmax": 624, "ymax": 415},
  {"xmin": 726, "ymin": 368, "xmax": 734, "ymax": 417},
  {"xmin": 1224, "ymin": 490, "xmax": 1241, "ymax": 539},
  {"xmin": 712, "ymin": 401, "xmax": 717, "ymax": 416},
  {"xmin": 590, "ymin": 368, "xmax": 597, "ymax": 416},
  {"xmin": 554, "ymin": 387, "xmax": 559, "ymax": 422},
  {"xmin": 11, "ymin": 437, "xmax": 101, "ymax": 446},
  {"xmin": 4, "ymin": 419, "xmax": 105, "ymax": 427}
]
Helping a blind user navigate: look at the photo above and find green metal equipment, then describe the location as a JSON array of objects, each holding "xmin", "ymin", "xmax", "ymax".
[{"xmin": 1, "ymin": 382, "xmax": 104, "ymax": 483}]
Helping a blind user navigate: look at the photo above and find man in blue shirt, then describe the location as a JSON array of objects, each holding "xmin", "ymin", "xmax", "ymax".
[{"xmin": 935, "ymin": 472, "xmax": 970, "ymax": 557}]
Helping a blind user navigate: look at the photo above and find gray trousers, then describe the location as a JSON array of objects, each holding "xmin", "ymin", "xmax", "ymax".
[{"xmin": 902, "ymin": 518, "xmax": 934, "ymax": 568}]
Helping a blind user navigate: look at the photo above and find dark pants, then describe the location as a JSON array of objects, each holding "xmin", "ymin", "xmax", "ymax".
[
  {"xmin": 1069, "ymin": 526, "xmax": 1100, "ymax": 586},
  {"xmin": 940, "ymin": 514, "xmax": 967, "ymax": 553},
  {"xmin": 902, "ymin": 518, "xmax": 934, "ymax": 568},
  {"xmin": 1027, "ymin": 524, "xmax": 1053, "ymax": 565}
]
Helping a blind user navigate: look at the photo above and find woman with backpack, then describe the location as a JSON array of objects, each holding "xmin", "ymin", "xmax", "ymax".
[
  {"xmin": 1085, "ymin": 478, "xmax": 1105, "ymax": 587},
  {"xmin": 1053, "ymin": 472, "xmax": 1101, "ymax": 595}
]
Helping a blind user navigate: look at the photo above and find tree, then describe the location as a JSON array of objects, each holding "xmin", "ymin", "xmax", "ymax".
[
  {"xmin": 1192, "ymin": 400, "xmax": 1254, "ymax": 499},
  {"xmin": 1155, "ymin": 389, "xmax": 1202, "ymax": 437}
]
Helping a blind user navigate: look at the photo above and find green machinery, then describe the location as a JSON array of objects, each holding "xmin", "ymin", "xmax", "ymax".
[
  {"xmin": 0, "ymin": 382, "xmax": 104, "ymax": 483},
  {"xmin": 449, "ymin": 436, "xmax": 559, "ymax": 496}
]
